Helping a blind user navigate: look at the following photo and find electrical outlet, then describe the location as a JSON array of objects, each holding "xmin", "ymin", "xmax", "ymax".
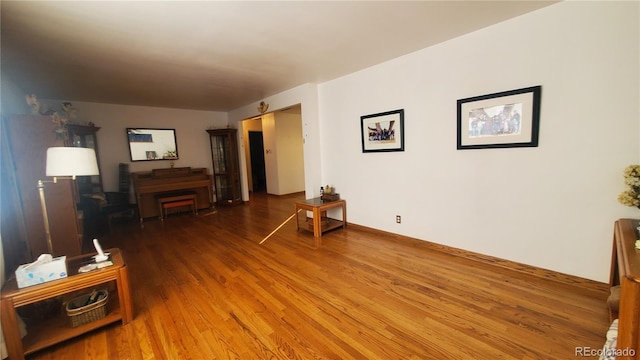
[{"xmin": 396, "ymin": 215, "xmax": 401, "ymax": 224}]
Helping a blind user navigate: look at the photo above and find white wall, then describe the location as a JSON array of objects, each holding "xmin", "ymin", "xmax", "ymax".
[
  {"xmin": 39, "ymin": 101, "xmax": 228, "ymax": 192},
  {"xmin": 317, "ymin": 1, "xmax": 639, "ymax": 282},
  {"xmin": 0, "ymin": 72, "xmax": 30, "ymax": 115},
  {"xmin": 273, "ymin": 111, "xmax": 305, "ymax": 195}
]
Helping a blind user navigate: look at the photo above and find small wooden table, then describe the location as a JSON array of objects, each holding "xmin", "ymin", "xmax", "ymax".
[
  {"xmin": 0, "ymin": 248, "xmax": 133, "ymax": 360},
  {"xmin": 295, "ymin": 197, "xmax": 347, "ymax": 245}
]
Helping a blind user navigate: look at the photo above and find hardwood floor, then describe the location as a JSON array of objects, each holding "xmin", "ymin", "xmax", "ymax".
[{"xmin": 28, "ymin": 192, "xmax": 611, "ymax": 359}]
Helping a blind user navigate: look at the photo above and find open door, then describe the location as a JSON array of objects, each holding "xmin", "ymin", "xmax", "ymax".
[{"xmin": 248, "ymin": 131, "xmax": 267, "ymax": 192}]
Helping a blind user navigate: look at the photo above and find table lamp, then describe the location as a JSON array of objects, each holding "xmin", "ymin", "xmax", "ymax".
[{"xmin": 38, "ymin": 147, "xmax": 99, "ymax": 254}]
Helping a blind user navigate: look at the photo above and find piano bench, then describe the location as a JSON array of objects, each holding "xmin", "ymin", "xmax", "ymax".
[{"xmin": 157, "ymin": 194, "xmax": 198, "ymax": 221}]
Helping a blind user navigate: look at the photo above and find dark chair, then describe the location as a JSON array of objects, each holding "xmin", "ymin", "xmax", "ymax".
[
  {"xmin": 80, "ymin": 164, "xmax": 136, "ymax": 234},
  {"xmin": 104, "ymin": 163, "xmax": 137, "ymax": 228}
]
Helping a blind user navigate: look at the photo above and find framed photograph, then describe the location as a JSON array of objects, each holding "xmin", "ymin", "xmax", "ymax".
[
  {"xmin": 145, "ymin": 151, "xmax": 158, "ymax": 160},
  {"xmin": 457, "ymin": 86, "xmax": 541, "ymax": 150},
  {"xmin": 361, "ymin": 109, "xmax": 404, "ymax": 153}
]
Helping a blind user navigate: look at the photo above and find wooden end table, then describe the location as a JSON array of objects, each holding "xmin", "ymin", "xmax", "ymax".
[
  {"xmin": 1, "ymin": 248, "xmax": 133, "ymax": 360},
  {"xmin": 295, "ymin": 197, "xmax": 347, "ymax": 246}
]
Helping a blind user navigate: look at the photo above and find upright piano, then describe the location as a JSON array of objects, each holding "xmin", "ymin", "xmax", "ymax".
[{"xmin": 132, "ymin": 167, "xmax": 213, "ymax": 223}]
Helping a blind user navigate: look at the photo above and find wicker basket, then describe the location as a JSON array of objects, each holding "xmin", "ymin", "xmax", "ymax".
[{"xmin": 65, "ymin": 289, "xmax": 108, "ymax": 327}]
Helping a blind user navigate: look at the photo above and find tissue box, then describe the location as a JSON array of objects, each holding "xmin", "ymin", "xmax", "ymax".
[{"xmin": 15, "ymin": 256, "xmax": 67, "ymax": 288}]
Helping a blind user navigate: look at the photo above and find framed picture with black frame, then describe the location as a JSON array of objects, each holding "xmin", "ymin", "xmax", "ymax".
[
  {"xmin": 457, "ymin": 86, "xmax": 541, "ymax": 150},
  {"xmin": 360, "ymin": 109, "xmax": 404, "ymax": 153},
  {"xmin": 126, "ymin": 128, "xmax": 179, "ymax": 161}
]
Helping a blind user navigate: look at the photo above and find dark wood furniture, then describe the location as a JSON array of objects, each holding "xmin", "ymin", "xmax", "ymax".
[
  {"xmin": 295, "ymin": 197, "xmax": 346, "ymax": 246},
  {"xmin": 207, "ymin": 129, "xmax": 242, "ymax": 206},
  {"xmin": 0, "ymin": 248, "xmax": 133, "ymax": 360},
  {"xmin": 611, "ymin": 219, "xmax": 640, "ymax": 359},
  {"xmin": 1, "ymin": 115, "xmax": 83, "ymax": 260},
  {"xmin": 131, "ymin": 167, "xmax": 212, "ymax": 223},
  {"xmin": 67, "ymin": 124, "xmax": 119, "ymax": 238},
  {"xmin": 66, "ymin": 124, "xmax": 103, "ymax": 196},
  {"xmin": 100, "ymin": 164, "xmax": 137, "ymax": 230},
  {"xmin": 78, "ymin": 163, "xmax": 137, "ymax": 238}
]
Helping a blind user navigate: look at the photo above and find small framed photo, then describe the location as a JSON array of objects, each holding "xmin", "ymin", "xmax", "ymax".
[
  {"xmin": 145, "ymin": 151, "xmax": 158, "ymax": 160},
  {"xmin": 457, "ymin": 86, "xmax": 541, "ymax": 150},
  {"xmin": 361, "ymin": 109, "xmax": 404, "ymax": 153}
]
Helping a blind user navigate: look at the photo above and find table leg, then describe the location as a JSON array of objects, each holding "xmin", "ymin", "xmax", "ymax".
[
  {"xmin": 312, "ymin": 207, "xmax": 321, "ymax": 238},
  {"xmin": 136, "ymin": 194, "xmax": 145, "ymax": 227},
  {"xmin": 342, "ymin": 203, "xmax": 347, "ymax": 228},
  {"xmin": 117, "ymin": 266, "xmax": 134, "ymax": 324},
  {"xmin": 1, "ymin": 298, "xmax": 25, "ymax": 360}
]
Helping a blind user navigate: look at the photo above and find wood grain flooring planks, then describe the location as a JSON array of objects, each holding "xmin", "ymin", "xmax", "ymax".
[{"xmin": 27, "ymin": 192, "xmax": 610, "ymax": 359}]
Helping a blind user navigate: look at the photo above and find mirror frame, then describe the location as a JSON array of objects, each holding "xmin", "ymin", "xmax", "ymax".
[{"xmin": 126, "ymin": 128, "xmax": 179, "ymax": 162}]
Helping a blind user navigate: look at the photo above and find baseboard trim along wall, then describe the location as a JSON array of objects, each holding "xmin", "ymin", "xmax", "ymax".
[{"xmin": 347, "ymin": 223, "xmax": 609, "ymax": 298}]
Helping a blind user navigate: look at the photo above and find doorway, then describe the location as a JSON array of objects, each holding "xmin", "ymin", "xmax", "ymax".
[
  {"xmin": 241, "ymin": 104, "xmax": 304, "ymax": 199},
  {"xmin": 248, "ymin": 131, "xmax": 267, "ymax": 193}
]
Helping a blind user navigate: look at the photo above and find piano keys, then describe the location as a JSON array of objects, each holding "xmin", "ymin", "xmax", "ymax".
[{"xmin": 132, "ymin": 167, "xmax": 213, "ymax": 223}]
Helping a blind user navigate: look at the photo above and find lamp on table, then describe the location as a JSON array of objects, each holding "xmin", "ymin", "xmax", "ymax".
[{"xmin": 38, "ymin": 147, "xmax": 99, "ymax": 254}]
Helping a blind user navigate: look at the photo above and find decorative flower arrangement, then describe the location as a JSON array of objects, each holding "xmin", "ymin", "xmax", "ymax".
[
  {"xmin": 617, "ymin": 165, "xmax": 640, "ymax": 208},
  {"xmin": 25, "ymin": 95, "xmax": 77, "ymax": 140}
]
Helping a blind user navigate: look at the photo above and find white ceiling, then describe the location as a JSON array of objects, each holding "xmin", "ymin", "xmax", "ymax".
[{"xmin": 1, "ymin": 1, "xmax": 557, "ymax": 112}]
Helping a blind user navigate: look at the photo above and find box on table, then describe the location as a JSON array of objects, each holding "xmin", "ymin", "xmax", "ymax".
[
  {"xmin": 15, "ymin": 256, "xmax": 67, "ymax": 288},
  {"xmin": 321, "ymin": 193, "xmax": 340, "ymax": 202}
]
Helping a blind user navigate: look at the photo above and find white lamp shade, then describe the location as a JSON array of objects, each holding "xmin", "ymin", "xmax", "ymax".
[{"xmin": 46, "ymin": 147, "xmax": 100, "ymax": 177}]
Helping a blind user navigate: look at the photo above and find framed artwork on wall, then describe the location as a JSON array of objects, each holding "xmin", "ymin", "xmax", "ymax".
[
  {"xmin": 360, "ymin": 109, "xmax": 404, "ymax": 153},
  {"xmin": 457, "ymin": 85, "xmax": 541, "ymax": 150},
  {"xmin": 127, "ymin": 128, "xmax": 179, "ymax": 161}
]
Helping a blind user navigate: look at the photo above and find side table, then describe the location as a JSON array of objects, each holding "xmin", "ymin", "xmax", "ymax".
[
  {"xmin": 1, "ymin": 248, "xmax": 133, "ymax": 360},
  {"xmin": 295, "ymin": 197, "xmax": 347, "ymax": 246}
]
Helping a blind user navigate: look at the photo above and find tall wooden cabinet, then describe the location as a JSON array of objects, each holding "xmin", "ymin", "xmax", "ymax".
[
  {"xmin": 1, "ymin": 115, "xmax": 84, "ymax": 262},
  {"xmin": 207, "ymin": 128, "xmax": 242, "ymax": 205},
  {"xmin": 66, "ymin": 124, "xmax": 103, "ymax": 196}
]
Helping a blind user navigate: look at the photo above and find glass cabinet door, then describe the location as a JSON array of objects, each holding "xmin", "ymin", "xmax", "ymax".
[
  {"xmin": 211, "ymin": 135, "xmax": 228, "ymax": 174},
  {"xmin": 66, "ymin": 125, "xmax": 103, "ymax": 195},
  {"xmin": 207, "ymin": 128, "xmax": 241, "ymax": 205}
]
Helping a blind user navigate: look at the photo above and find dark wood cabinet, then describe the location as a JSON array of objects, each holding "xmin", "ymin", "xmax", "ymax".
[
  {"xmin": 1, "ymin": 115, "xmax": 83, "ymax": 262},
  {"xmin": 66, "ymin": 124, "xmax": 109, "ymax": 239},
  {"xmin": 66, "ymin": 124, "xmax": 103, "ymax": 196},
  {"xmin": 207, "ymin": 129, "xmax": 242, "ymax": 206},
  {"xmin": 610, "ymin": 219, "xmax": 640, "ymax": 358}
]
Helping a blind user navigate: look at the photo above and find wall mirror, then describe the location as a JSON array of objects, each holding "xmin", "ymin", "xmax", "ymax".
[{"xmin": 127, "ymin": 128, "xmax": 178, "ymax": 161}]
